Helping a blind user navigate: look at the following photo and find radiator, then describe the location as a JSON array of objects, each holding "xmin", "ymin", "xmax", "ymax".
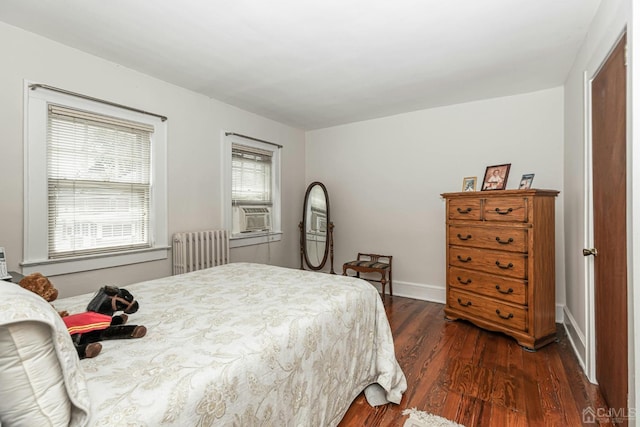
[{"xmin": 172, "ymin": 230, "xmax": 230, "ymax": 275}]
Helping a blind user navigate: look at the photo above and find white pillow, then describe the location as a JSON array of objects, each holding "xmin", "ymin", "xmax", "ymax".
[
  {"xmin": 0, "ymin": 282, "xmax": 90, "ymax": 426},
  {"xmin": 0, "ymin": 321, "xmax": 71, "ymax": 426}
]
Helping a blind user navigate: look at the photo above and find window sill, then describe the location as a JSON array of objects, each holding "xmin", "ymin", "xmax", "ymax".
[
  {"xmin": 230, "ymin": 231, "xmax": 282, "ymax": 248},
  {"xmin": 21, "ymin": 247, "xmax": 170, "ymax": 277}
]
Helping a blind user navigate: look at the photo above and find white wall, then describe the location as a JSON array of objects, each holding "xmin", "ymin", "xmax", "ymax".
[
  {"xmin": 306, "ymin": 88, "xmax": 565, "ymax": 305},
  {"xmin": 563, "ymin": 0, "xmax": 638, "ymax": 418},
  {"xmin": 0, "ymin": 22, "xmax": 306, "ymax": 298}
]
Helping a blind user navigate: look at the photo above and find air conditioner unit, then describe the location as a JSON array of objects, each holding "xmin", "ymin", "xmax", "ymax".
[{"xmin": 239, "ymin": 206, "xmax": 271, "ymax": 232}]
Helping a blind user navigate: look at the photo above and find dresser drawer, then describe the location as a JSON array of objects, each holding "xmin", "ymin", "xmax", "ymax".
[
  {"xmin": 448, "ymin": 266, "xmax": 527, "ymax": 305},
  {"xmin": 448, "ymin": 198, "xmax": 482, "ymax": 221},
  {"xmin": 449, "ymin": 246, "xmax": 527, "ymax": 279},
  {"xmin": 448, "ymin": 288, "xmax": 527, "ymax": 331},
  {"xmin": 483, "ymin": 197, "xmax": 528, "ymax": 222},
  {"xmin": 448, "ymin": 225, "xmax": 527, "ymax": 253}
]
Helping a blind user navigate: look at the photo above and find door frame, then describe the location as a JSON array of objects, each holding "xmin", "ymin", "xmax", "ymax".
[
  {"xmin": 582, "ymin": 63, "xmax": 597, "ymax": 383},
  {"xmin": 582, "ymin": 28, "xmax": 635, "ymax": 410}
]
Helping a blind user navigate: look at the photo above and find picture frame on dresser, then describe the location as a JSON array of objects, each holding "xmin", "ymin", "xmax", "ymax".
[
  {"xmin": 519, "ymin": 173, "xmax": 535, "ymax": 189},
  {"xmin": 462, "ymin": 176, "xmax": 477, "ymax": 192},
  {"xmin": 481, "ymin": 163, "xmax": 510, "ymax": 191}
]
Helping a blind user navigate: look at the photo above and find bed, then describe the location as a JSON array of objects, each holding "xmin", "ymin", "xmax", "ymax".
[{"xmin": 0, "ymin": 262, "xmax": 406, "ymax": 426}]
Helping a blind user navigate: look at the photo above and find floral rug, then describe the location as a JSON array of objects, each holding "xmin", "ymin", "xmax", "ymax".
[{"xmin": 402, "ymin": 408, "xmax": 465, "ymax": 427}]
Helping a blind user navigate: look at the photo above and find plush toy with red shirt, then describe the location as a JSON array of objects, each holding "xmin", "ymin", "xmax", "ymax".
[{"xmin": 19, "ymin": 273, "xmax": 146, "ymax": 359}]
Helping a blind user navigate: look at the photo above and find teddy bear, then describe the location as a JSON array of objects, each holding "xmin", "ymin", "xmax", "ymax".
[
  {"xmin": 19, "ymin": 273, "xmax": 146, "ymax": 359},
  {"xmin": 18, "ymin": 272, "xmax": 61, "ymax": 307}
]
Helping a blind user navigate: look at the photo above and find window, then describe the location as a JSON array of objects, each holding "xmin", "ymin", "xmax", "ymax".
[
  {"xmin": 47, "ymin": 105, "xmax": 152, "ymax": 257},
  {"xmin": 232, "ymin": 144, "xmax": 272, "ymax": 205},
  {"xmin": 223, "ymin": 134, "xmax": 281, "ymax": 247},
  {"xmin": 24, "ymin": 85, "xmax": 168, "ymax": 275}
]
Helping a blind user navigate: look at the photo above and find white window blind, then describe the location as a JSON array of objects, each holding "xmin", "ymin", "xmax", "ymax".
[
  {"xmin": 47, "ymin": 105, "xmax": 153, "ymax": 258},
  {"xmin": 231, "ymin": 143, "xmax": 272, "ymax": 204}
]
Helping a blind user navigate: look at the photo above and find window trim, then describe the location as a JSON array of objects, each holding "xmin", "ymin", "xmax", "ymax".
[
  {"xmin": 222, "ymin": 132, "xmax": 282, "ymax": 248},
  {"xmin": 23, "ymin": 82, "xmax": 169, "ymax": 276}
]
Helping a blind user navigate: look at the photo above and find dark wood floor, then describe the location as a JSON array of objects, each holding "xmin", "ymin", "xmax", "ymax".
[{"xmin": 338, "ymin": 295, "xmax": 614, "ymax": 427}]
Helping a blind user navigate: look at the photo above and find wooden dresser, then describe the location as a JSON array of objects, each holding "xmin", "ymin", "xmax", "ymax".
[{"xmin": 441, "ymin": 189, "xmax": 559, "ymax": 350}]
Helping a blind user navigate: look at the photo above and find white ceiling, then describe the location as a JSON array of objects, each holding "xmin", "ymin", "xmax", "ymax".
[{"xmin": 0, "ymin": 0, "xmax": 601, "ymax": 130}]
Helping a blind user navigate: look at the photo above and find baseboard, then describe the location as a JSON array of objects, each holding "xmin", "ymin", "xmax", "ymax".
[
  {"xmin": 555, "ymin": 304, "xmax": 564, "ymax": 323},
  {"xmin": 562, "ymin": 305, "xmax": 587, "ymax": 372},
  {"xmin": 370, "ymin": 280, "xmax": 446, "ymax": 304}
]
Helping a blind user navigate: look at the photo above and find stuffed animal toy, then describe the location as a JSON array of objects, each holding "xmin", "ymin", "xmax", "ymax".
[
  {"xmin": 19, "ymin": 273, "xmax": 146, "ymax": 359},
  {"xmin": 66, "ymin": 285, "xmax": 147, "ymax": 356},
  {"xmin": 18, "ymin": 272, "xmax": 60, "ymax": 305}
]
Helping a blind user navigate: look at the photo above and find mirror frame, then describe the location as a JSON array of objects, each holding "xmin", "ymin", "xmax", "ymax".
[{"xmin": 300, "ymin": 181, "xmax": 334, "ymax": 273}]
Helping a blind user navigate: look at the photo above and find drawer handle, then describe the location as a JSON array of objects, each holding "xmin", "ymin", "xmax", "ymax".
[
  {"xmin": 495, "ymin": 261, "xmax": 514, "ymax": 269},
  {"xmin": 457, "ymin": 233, "xmax": 472, "ymax": 241},
  {"xmin": 457, "ymin": 255, "xmax": 472, "ymax": 263},
  {"xmin": 495, "ymin": 285, "xmax": 514, "ymax": 294},
  {"xmin": 457, "ymin": 277, "xmax": 472, "ymax": 285},
  {"xmin": 494, "ymin": 207, "xmax": 513, "ymax": 215},
  {"xmin": 457, "ymin": 298, "xmax": 472, "ymax": 307},
  {"xmin": 495, "ymin": 237, "xmax": 514, "ymax": 245},
  {"xmin": 495, "ymin": 309, "xmax": 514, "ymax": 320},
  {"xmin": 457, "ymin": 207, "xmax": 472, "ymax": 214}
]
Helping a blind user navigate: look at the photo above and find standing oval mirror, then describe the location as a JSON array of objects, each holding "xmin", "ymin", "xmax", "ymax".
[{"xmin": 300, "ymin": 182, "xmax": 334, "ymax": 272}]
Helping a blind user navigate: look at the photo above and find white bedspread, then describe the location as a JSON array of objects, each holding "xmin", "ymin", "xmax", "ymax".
[{"xmin": 56, "ymin": 262, "xmax": 407, "ymax": 426}]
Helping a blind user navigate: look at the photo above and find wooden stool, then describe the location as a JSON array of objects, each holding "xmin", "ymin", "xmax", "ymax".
[{"xmin": 343, "ymin": 253, "xmax": 393, "ymax": 297}]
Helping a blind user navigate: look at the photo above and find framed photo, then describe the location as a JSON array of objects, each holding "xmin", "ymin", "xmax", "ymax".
[
  {"xmin": 519, "ymin": 173, "xmax": 535, "ymax": 189},
  {"xmin": 462, "ymin": 176, "xmax": 477, "ymax": 192},
  {"xmin": 481, "ymin": 163, "xmax": 511, "ymax": 191}
]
